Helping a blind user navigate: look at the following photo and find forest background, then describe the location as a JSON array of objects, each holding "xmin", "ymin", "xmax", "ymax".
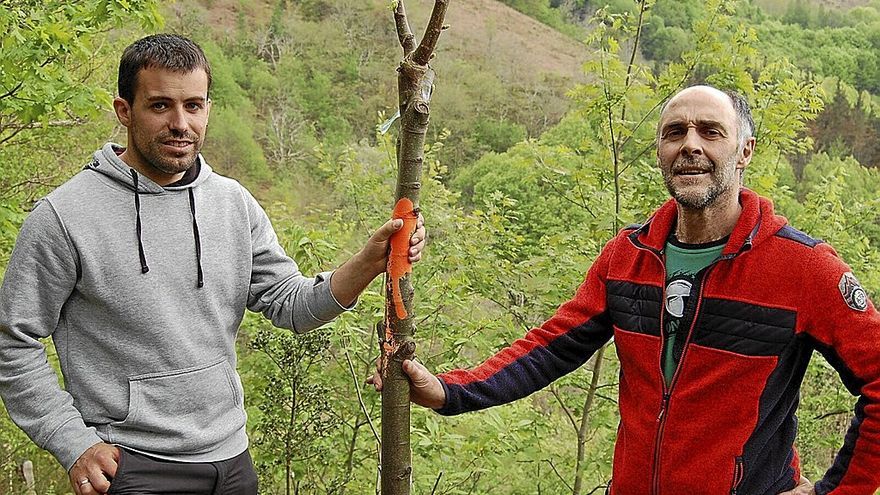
[{"xmin": 2, "ymin": 0, "xmax": 880, "ymax": 493}]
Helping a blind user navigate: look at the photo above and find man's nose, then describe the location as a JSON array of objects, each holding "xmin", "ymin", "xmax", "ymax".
[
  {"xmin": 167, "ymin": 106, "xmax": 188, "ymax": 133},
  {"xmin": 680, "ymin": 128, "xmax": 703, "ymax": 157}
]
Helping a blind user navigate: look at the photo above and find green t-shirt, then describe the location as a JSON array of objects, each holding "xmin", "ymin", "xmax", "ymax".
[{"xmin": 661, "ymin": 237, "xmax": 726, "ymax": 385}]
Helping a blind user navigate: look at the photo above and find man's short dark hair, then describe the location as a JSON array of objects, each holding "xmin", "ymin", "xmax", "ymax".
[{"xmin": 118, "ymin": 34, "xmax": 212, "ymax": 104}]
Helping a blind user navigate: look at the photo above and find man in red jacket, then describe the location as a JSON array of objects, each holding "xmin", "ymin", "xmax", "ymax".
[{"xmin": 370, "ymin": 85, "xmax": 880, "ymax": 494}]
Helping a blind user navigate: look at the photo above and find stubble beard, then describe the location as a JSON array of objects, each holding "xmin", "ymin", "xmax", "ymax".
[
  {"xmin": 133, "ymin": 129, "xmax": 202, "ymax": 176},
  {"xmin": 662, "ymin": 153, "xmax": 739, "ymax": 210}
]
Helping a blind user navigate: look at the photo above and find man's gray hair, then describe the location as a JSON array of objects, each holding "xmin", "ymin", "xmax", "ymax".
[{"xmin": 723, "ymin": 89, "xmax": 755, "ymax": 149}]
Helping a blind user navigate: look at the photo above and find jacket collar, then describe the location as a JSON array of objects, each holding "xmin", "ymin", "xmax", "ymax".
[{"xmin": 628, "ymin": 188, "xmax": 783, "ymax": 258}]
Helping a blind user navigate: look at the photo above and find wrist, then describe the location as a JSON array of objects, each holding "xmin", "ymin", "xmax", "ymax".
[{"xmin": 356, "ymin": 249, "xmax": 387, "ymax": 280}]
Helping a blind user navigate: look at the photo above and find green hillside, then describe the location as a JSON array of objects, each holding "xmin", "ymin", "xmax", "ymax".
[{"xmin": 754, "ymin": 0, "xmax": 870, "ymax": 15}]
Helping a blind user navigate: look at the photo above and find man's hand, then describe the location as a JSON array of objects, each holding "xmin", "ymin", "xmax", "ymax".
[
  {"xmin": 360, "ymin": 213, "xmax": 427, "ymax": 274},
  {"xmin": 367, "ymin": 358, "xmax": 446, "ymax": 410},
  {"xmin": 331, "ymin": 214, "xmax": 426, "ymax": 307},
  {"xmin": 778, "ymin": 475, "xmax": 815, "ymax": 495},
  {"xmin": 68, "ymin": 442, "xmax": 120, "ymax": 495}
]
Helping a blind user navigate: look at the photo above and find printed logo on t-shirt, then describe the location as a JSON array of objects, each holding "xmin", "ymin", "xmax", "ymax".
[{"xmin": 665, "ymin": 276, "xmax": 693, "ymax": 318}]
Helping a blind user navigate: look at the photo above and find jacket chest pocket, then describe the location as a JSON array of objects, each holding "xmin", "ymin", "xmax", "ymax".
[{"xmin": 691, "ymin": 298, "xmax": 796, "ymax": 357}]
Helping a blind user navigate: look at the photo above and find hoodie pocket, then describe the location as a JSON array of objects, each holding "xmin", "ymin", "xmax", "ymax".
[{"xmin": 109, "ymin": 358, "xmax": 245, "ymax": 453}]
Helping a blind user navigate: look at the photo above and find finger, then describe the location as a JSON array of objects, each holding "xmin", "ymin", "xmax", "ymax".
[
  {"xmin": 410, "ymin": 235, "xmax": 426, "ymax": 250},
  {"xmin": 105, "ymin": 446, "xmax": 121, "ymax": 477},
  {"xmin": 371, "ymin": 219, "xmax": 403, "ymax": 243},
  {"xmin": 93, "ymin": 458, "xmax": 118, "ymax": 492},
  {"xmin": 368, "ymin": 372, "xmax": 383, "ymax": 391},
  {"xmin": 87, "ymin": 465, "xmax": 112, "ymax": 493},
  {"xmin": 408, "ymin": 252, "xmax": 422, "ymax": 263},
  {"xmin": 417, "ymin": 213, "xmax": 424, "ymax": 229},
  {"xmin": 70, "ymin": 469, "xmax": 89, "ymax": 495},
  {"xmin": 410, "ymin": 225, "xmax": 426, "ymax": 246},
  {"xmin": 409, "ymin": 240, "xmax": 425, "ymax": 261},
  {"xmin": 73, "ymin": 476, "xmax": 97, "ymax": 495}
]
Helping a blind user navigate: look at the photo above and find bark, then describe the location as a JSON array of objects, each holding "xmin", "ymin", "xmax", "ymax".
[
  {"xmin": 571, "ymin": 347, "xmax": 606, "ymax": 495},
  {"xmin": 380, "ymin": 2, "xmax": 449, "ymax": 495}
]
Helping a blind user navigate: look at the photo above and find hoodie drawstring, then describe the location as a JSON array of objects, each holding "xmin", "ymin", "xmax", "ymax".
[
  {"xmin": 188, "ymin": 188, "xmax": 204, "ymax": 288},
  {"xmin": 130, "ymin": 169, "xmax": 150, "ymax": 274},
  {"xmin": 129, "ymin": 168, "xmax": 204, "ymax": 288}
]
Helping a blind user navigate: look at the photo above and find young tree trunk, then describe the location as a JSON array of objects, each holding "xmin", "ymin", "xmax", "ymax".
[{"xmin": 380, "ymin": 2, "xmax": 449, "ymax": 494}]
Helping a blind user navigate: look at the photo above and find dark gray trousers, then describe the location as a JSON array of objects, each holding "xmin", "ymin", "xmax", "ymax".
[{"xmin": 108, "ymin": 448, "xmax": 258, "ymax": 495}]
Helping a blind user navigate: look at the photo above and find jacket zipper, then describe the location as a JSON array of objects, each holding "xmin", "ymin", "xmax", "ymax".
[
  {"xmin": 631, "ymin": 245, "xmax": 672, "ymax": 495},
  {"xmin": 655, "ymin": 266, "xmax": 715, "ymax": 495},
  {"xmin": 628, "ymin": 217, "xmax": 755, "ymax": 495},
  {"xmin": 730, "ymin": 456, "xmax": 745, "ymax": 494},
  {"xmin": 641, "ymin": 244, "xmax": 717, "ymax": 495}
]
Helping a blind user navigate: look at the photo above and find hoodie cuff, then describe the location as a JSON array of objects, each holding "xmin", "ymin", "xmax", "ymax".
[
  {"xmin": 310, "ymin": 270, "xmax": 357, "ymax": 322},
  {"xmin": 44, "ymin": 418, "xmax": 104, "ymax": 471}
]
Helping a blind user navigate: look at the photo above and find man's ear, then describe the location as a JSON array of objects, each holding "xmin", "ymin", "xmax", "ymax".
[
  {"xmin": 737, "ymin": 136, "xmax": 756, "ymax": 171},
  {"xmin": 113, "ymin": 97, "xmax": 132, "ymax": 128}
]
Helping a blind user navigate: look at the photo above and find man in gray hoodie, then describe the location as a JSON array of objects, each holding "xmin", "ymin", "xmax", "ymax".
[{"xmin": 0, "ymin": 34, "xmax": 425, "ymax": 495}]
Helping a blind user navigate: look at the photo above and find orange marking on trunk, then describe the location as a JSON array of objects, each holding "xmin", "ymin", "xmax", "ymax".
[{"xmin": 388, "ymin": 198, "xmax": 417, "ymax": 321}]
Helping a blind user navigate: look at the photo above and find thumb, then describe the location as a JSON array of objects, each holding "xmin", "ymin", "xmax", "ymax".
[
  {"xmin": 372, "ymin": 219, "xmax": 404, "ymax": 242},
  {"xmin": 402, "ymin": 359, "xmax": 433, "ymax": 388}
]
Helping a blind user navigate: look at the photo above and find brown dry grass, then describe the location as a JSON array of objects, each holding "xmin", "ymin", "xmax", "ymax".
[
  {"xmin": 401, "ymin": 0, "xmax": 588, "ymax": 85},
  {"xmin": 188, "ymin": 0, "xmax": 589, "ymax": 87}
]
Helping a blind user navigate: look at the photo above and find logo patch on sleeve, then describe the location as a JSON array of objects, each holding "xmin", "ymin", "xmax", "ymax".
[{"xmin": 839, "ymin": 272, "xmax": 868, "ymax": 312}]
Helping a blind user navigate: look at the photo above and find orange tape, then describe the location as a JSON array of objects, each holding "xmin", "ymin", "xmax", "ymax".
[{"xmin": 388, "ymin": 197, "xmax": 417, "ymax": 321}]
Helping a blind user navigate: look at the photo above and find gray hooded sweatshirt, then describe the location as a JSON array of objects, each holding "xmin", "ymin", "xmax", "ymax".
[{"xmin": 0, "ymin": 143, "xmax": 349, "ymax": 470}]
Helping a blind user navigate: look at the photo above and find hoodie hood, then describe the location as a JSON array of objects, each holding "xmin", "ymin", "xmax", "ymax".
[
  {"xmin": 86, "ymin": 142, "xmax": 213, "ymax": 192},
  {"xmin": 85, "ymin": 142, "xmax": 210, "ymax": 287}
]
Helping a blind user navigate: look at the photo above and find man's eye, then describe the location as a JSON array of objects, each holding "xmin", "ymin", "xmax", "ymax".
[
  {"xmin": 152, "ymin": 102, "xmax": 167, "ymax": 110},
  {"xmin": 664, "ymin": 129, "xmax": 684, "ymax": 138},
  {"xmin": 703, "ymin": 128, "xmax": 721, "ymax": 137},
  {"xmin": 186, "ymin": 103, "xmax": 203, "ymax": 111}
]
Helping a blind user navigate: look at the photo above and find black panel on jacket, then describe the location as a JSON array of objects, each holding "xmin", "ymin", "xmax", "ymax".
[
  {"xmin": 606, "ymin": 280, "xmax": 662, "ymax": 336},
  {"xmin": 694, "ymin": 298, "xmax": 797, "ymax": 356}
]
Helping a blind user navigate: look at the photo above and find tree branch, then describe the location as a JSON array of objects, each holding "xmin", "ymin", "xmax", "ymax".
[
  {"xmin": 345, "ymin": 348, "xmax": 381, "ymax": 446},
  {"xmin": 550, "ymin": 385, "xmax": 579, "ymax": 433},
  {"xmin": 413, "ymin": 0, "xmax": 450, "ymax": 66},
  {"xmin": 544, "ymin": 459, "xmax": 573, "ymax": 492},
  {"xmin": 394, "ymin": 1, "xmax": 416, "ymax": 56},
  {"xmin": 620, "ymin": 0, "xmax": 648, "ymax": 124},
  {"xmin": 0, "ymin": 81, "xmax": 24, "ymax": 101}
]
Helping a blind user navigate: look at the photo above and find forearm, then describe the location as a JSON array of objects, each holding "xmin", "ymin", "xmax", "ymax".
[
  {"xmin": 330, "ymin": 250, "xmax": 385, "ymax": 308},
  {"xmin": 0, "ymin": 332, "xmax": 102, "ymax": 470}
]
